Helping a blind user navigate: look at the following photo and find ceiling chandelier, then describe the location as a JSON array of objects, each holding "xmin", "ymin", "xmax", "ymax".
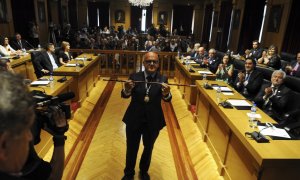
[{"xmin": 128, "ymin": 0, "xmax": 153, "ymax": 7}]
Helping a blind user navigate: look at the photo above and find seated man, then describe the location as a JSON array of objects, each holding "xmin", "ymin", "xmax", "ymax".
[
  {"xmin": 201, "ymin": 48, "xmax": 220, "ymax": 73},
  {"xmin": 0, "ymin": 72, "xmax": 68, "ymax": 179},
  {"xmin": 11, "ymin": 33, "xmax": 30, "ymax": 50},
  {"xmin": 285, "ymin": 52, "xmax": 300, "ymax": 77},
  {"xmin": 254, "ymin": 70, "xmax": 291, "ymax": 122},
  {"xmin": 189, "ymin": 43, "xmax": 200, "ymax": 58},
  {"xmin": 194, "ymin": 46, "xmax": 208, "ymax": 63},
  {"xmin": 244, "ymin": 40, "xmax": 263, "ymax": 61},
  {"xmin": 234, "ymin": 58, "xmax": 263, "ymax": 100},
  {"xmin": 35, "ymin": 43, "xmax": 60, "ymax": 76}
]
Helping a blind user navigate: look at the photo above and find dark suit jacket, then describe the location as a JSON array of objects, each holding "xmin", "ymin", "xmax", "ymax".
[
  {"xmin": 11, "ymin": 39, "xmax": 29, "ymax": 50},
  {"xmin": 206, "ymin": 56, "xmax": 220, "ymax": 74},
  {"xmin": 267, "ymin": 55, "xmax": 281, "ymax": 69},
  {"xmin": 36, "ymin": 51, "xmax": 60, "ymax": 74},
  {"xmin": 121, "ymin": 71, "xmax": 172, "ymax": 131},
  {"xmin": 250, "ymin": 48, "xmax": 263, "ymax": 60},
  {"xmin": 234, "ymin": 69, "xmax": 263, "ymax": 100},
  {"xmin": 254, "ymin": 82, "xmax": 291, "ymax": 122},
  {"xmin": 290, "ymin": 61, "xmax": 300, "ymax": 77}
]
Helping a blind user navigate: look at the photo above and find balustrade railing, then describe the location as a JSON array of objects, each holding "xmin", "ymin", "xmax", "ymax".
[{"xmin": 70, "ymin": 49, "xmax": 177, "ymax": 78}]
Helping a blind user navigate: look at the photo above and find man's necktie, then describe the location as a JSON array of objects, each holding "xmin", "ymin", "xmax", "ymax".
[
  {"xmin": 18, "ymin": 41, "xmax": 22, "ymax": 49},
  {"xmin": 245, "ymin": 73, "xmax": 250, "ymax": 81}
]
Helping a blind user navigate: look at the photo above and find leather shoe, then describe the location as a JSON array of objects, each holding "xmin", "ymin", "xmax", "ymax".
[
  {"xmin": 121, "ymin": 175, "xmax": 134, "ymax": 180},
  {"xmin": 139, "ymin": 172, "xmax": 150, "ymax": 180}
]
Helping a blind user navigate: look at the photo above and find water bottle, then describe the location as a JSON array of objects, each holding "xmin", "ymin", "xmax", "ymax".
[
  {"xmin": 216, "ymin": 86, "xmax": 222, "ymax": 104},
  {"xmin": 177, "ymin": 50, "xmax": 180, "ymax": 58},
  {"xmin": 203, "ymin": 73, "xmax": 208, "ymax": 86},
  {"xmin": 49, "ymin": 72, "xmax": 54, "ymax": 81},
  {"xmin": 249, "ymin": 103, "xmax": 257, "ymax": 128},
  {"xmin": 38, "ymin": 44, "xmax": 41, "ymax": 49}
]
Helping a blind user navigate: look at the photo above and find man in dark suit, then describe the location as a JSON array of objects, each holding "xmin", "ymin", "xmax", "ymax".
[
  {"xmin": 285, "ymin": 52, "xmax": 300, "ymax": 77},
  {"xmin": 234, "ymin": 58, "xmax": 263, "ymax": 100},
  {"xmin": 11, "ymin": 33, "xmax": 30, "ymax": 50},
  {"xmin": 245, "ymin": 40, "xmax": 264, "ymax": 61},
  {"xmin": 200, "ymin": 48, "xmax": 220, "ymax": 73},
  {"xmin": 35, "ymin": 43, "xmax": 60, "ymax": 76},
  {"xmin": 254, "ymin": 70, "xmax": 291, "ymax": 122},
  {"xmin": 121, "ymin": 52, "xmax": 172, "ymax": 180}
]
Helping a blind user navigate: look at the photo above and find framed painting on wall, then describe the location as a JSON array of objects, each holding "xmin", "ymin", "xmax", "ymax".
[
  {"xmin": 38, "ymin": 1, "xmax": 46, "ymax": 22},
  {"xmin": 115, "ymin": 10, "xmax": 125, "ymax": 23},
  {"xmin": 158, "ymin": 11, "xmax": 168, "ymax": 25},
  {"xmin": 0, "ymin": 0, "xmax": 8, "ymax": 23},
  {"xmin": 267, "ymin": 4, "xmax": 283, "ymax": 33}
]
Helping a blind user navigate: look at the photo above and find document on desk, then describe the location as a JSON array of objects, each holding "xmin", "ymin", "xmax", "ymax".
[
  {"xmin": 212, "ymin": 86, "xmax": 233, "ymax": 92},
  {"xmin": 223, "ymin": 92, "xmax": 234, "ymax": 96},
  {"xmin": 65, "ymin": 63, "xmax": 77, "ymax": 67},
  {"xmin": 75, "ymin": 57, "xmax": 85, "ymax": 60},
  {"xmin": 198, "ymin": 71, "xmax": 213, "ymax": 74},
  {"xmin": 30, "ymin": 80, "xmax": 50, "ymax": 85},
  {"xmin": 258, "ymin": 126, "xmax": 291, "ymax": 139},
  {"xmin": 187, "ymin": 60, "xmax": 197, "ymax": 64},
  {"xmin": 227, "ymin": 99, "xmax": 251, "ymax": 106}
]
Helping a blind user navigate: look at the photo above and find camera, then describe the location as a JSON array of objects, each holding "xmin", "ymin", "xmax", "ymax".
[{"xmin": 30, "ymin": 90, "xmax": 75, "ymax": 145}]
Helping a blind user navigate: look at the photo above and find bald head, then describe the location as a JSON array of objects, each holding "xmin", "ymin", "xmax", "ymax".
[
  {"xmin": 143, "ymin": 52, "xmax": 159, "ymax": 74},
  {"xmin": 144, "ymin": 52, "xmax": 159, "ymax": 61}
]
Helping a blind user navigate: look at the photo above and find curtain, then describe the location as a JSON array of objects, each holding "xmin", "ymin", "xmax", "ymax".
[
  {"xmin": 88, "ymin": 2, "xmax": 109, "ymax": 29},
  {"xmin": 237, "ymin": 0, "xmax": 265, "ymax": 54},
  {"xmin": 172, "ymin": 5, "xmax": 194, "ymax": 36},
  {"xmin": 202, "ymin": 4, "xmax": 213, "ymax": 45},
  {"xmin": 282, "ymin": 0, "xmax": 300, "ymax": 54},
  {"xmin": 130, "ymin": 5, "xmax": 152, "ymax": 32},
  {"xmin": 215, "ymin": 1, "xmax": 232, "ymax": 52}
]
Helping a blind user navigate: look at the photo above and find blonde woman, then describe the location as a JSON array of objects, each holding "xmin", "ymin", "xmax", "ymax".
[
  {"xmin": 58, "ymin": 41, "xmax": 73, "ymax": 65},
  {"xmin": 257, "ymin": 45, "xmax": 281, "ymax": 69}
]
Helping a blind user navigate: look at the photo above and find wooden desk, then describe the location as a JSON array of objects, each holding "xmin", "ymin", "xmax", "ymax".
[
  {"xmin": 194, "ymin": 80, "xmax": 300, "ymax": 180},
  {"xmin": 10, "ymin": 54, "xmax": 36, "ymax": 80},
  {"xmin": 53, "ymin": 53, "xmax": 100, "ymax": 103},
  {"xmin": 30, "ymin": 76, "xmax": 73, "ymax": 157},
  {"xmin": 174, "ymin": 57, "xmax": 215, "ymax": 109}
]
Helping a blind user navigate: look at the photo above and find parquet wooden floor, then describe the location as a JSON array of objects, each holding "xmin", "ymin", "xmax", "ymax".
[
  {"xmin": 76, "ymin": 81, "xmax": 177, "ymax": 180},
  {"xmin": 43, "ymin": 78, "xmax": 222, "ymax": 180}
]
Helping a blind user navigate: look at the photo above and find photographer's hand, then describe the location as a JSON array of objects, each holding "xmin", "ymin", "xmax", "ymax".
[{"xmin": 43, "ymin": 106, "xmax": 68, "ymax": 136}]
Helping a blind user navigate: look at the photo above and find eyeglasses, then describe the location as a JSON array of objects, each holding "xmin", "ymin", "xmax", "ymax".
[{"xmin": 145, "ymin": 60, "xmax": 159, "ymax": 65}]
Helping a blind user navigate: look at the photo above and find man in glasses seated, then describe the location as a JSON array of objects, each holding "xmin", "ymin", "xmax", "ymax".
[{"xmin": 121, "ymin": 52, "xmax": 172, "ymax": 180}]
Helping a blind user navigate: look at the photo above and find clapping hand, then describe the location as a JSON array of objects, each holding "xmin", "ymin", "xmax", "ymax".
[
  {"xmin": 264, "ymin": 87, "xmax": 273, "ymax": 96},
  {"xmin": 238, "ymin": 72, "xmax": 245, "ymax": 82}
]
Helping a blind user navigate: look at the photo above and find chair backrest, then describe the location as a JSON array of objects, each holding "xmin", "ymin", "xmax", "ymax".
[{"xmin": 30, "ymin": 51, "xmax": 43, "ymax": 78}]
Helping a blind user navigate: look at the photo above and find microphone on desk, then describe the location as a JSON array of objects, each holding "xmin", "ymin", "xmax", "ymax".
[{"xmin": 245, "ymin": 123, "xmax": 271, "ymax": 143}]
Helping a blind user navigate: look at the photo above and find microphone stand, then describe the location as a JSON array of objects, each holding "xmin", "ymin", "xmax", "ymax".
[
  {"xmin": 102, "ymin": 78, "xmax": 197, "ymax": 87},
  {"xmin": 25, "ymin": 40, "xmax": 35, "ymax": 49}
]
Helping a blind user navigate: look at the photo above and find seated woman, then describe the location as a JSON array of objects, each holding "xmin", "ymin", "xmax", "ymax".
[
  {"xmin": 215, "ymin": 54, "xmax": 234, "ymax": 83},
  {"xmin": 58, "ymin": 41, "xmax": 73, "ymax": 65},
  {"xmin": 257, "ymin": 45, "xmax": 281, "ymax": 69},
  {"xmin": 0, "ymin": 37, "xmax": 21, "ymax": 56}
]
